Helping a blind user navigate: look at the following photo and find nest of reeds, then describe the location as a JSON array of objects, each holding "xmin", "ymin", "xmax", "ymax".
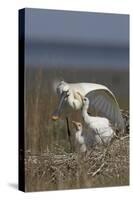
[{"xmin": 25, "ymin": 110, "xmax": 129, "ymax": 192}]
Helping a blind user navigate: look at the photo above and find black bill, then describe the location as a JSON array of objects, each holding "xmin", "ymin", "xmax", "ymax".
[{"xmin": 52, "ymin": 90, "xmax": 69, "ymax": 120}]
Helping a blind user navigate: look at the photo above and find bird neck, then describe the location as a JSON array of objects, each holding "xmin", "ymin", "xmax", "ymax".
[
  {"xmin": 67, "ymin": 91, "xmax": 82, "ymax": 110},
  {"xmin": 82, "ymin": 105, "xmax": 91, "ymax": 124},
  {"xmin": 82, "ymin": 104, "xmax": 89, "ymax": 114},
  {"xmin": 76, "ymin": 129, "xmax": 82, "ymax": 138}
]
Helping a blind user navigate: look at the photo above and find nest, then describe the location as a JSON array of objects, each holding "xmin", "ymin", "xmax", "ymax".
[{"xmin": 25, "ymin": 110, "xmax": 129, "ymax": 192}]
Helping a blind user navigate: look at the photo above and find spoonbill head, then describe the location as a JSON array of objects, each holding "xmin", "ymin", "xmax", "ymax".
[
  {"xmin": 72, "ymin": 121, "xmax": 83, "ymax": 132},
  {"xmin": 80, "ymin": 96, "xmax": 90, "ymax": 109},
  {"xmin": 52, "ymin": 81, "xmax": 83, "ymax": 120}
]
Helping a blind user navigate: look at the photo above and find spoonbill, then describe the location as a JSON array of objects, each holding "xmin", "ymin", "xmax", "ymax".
[
  {"xmin": 78, "ymin": 93, "xmax": 115, "ymax": 144},
  {"xmin": 72, "ymin": 121, "xmax": 88, "ymax": 152},
  {"xmin": 72, "ymin": 121, "xmax": 101, "ymax": 152},
  {"xmin": 72, "ymin": 120, "xmax": 106, "ymax": 152},
  {"xmin": 52, "ymin": 81, "xmax": 124, "ymax": 130}
]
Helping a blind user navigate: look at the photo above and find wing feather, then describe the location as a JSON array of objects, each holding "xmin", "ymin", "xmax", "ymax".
[
  {"xmin": 91, "ymin": 96, "xmax": 105, "ymax": 115},
  {"xmin": 86, "ymin": 89, "xmax": 125, "ymax": 130},
  {"xmin": 110, "ymin": 105, "xmax": 115, "ymax": 125},
  {"xmin": 102, "ymin": 98, "xmax": 109, "ymax": 115}
]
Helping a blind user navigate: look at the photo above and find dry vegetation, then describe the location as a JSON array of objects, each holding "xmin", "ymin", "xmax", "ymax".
[
  {"xmin": 24, "ymin": 67, "xmax": 129, "ymax": 192},
  {"xmin": 25, "ymin": 134, "xmax": 129, "ymax": 192}
]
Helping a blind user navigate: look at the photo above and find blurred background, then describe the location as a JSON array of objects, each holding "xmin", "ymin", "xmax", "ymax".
[
  {"xmin": 25, "ymin": 8, "xmax": 129, "ymax": 106},
  {"xmin": 25, "ymin": 8, "xmax": 129, "ymax": 152}
]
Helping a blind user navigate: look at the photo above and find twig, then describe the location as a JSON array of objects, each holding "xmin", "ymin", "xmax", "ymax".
[
  {"xmin": 95, "ymin": 130, "xmax": 107, "ymax": 147},
  {"xmin": 120, "ymin": 135, "xmax": 129, "ymax": 141},
  {"xmin": 92, "ymin": 162, "xmax": 105, "ymax": 177}
]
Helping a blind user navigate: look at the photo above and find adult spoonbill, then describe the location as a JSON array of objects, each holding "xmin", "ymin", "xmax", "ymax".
[
  {"xmin": 72, "ymin": 121, "xmax": 97, "ymax": 152},
  {"xmin": 52, "ymin": 81, "xmax": 124, "ymax": 130},
  {"xmin": 78, "ymin": 93, "xmax": 115, "ymax": 144}
]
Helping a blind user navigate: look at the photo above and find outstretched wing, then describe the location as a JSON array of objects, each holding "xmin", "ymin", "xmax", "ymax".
[{"xmin": 86, "ymin": 89, "xmax": 125, "ymax": 130}]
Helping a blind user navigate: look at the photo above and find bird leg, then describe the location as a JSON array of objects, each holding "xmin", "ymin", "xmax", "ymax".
[{"xmin": 66, "ymin": 117, "xmax": 73, "ymax": 152}]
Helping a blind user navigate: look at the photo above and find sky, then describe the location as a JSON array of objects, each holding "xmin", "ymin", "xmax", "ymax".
[
  {"xmin": 25, "ymin": 8, "xmax": 129, "ymax": 46},
  {"xmin": 24, "ymin": 8, "xmax": 129, "ymax": 68}
]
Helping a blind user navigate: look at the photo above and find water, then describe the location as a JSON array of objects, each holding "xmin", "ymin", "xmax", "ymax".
[{"xmin": 25, "ymin": 41, "xmax": 129, "ymax": 70}]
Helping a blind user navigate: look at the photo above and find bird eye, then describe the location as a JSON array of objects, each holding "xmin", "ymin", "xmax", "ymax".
[{"xmin": 84, "ymin": 98, "xmax": 86, "ymax": 101}]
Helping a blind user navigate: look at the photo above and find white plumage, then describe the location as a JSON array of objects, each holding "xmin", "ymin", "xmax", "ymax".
[
  {"xmin": 72, "ymin": 121, "xmax": 87, "ymax": 152},
  {"xmin": 78, "ymin": 93, "xmax": 115, "ymax": 144},
  {"xmin": 52, "ymin": 81, "xmax": 124, "ymax": 130},
  {"xmin": 72, "ymin": 120, "xmax": 111, "ymax": 152},
  {"xmin": 56, "ymin": 81, "xmax": 112, "ymax": 110}
]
